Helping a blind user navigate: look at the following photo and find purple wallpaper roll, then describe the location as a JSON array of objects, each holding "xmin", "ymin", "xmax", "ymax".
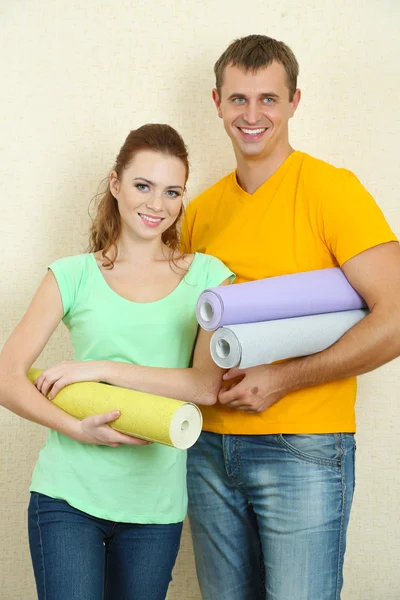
[{"xmin": 196, "ymin": 268, "xmax": 366, "ymax": 331}]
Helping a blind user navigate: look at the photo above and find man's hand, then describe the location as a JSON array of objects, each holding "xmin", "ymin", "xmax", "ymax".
[
  {"xmin": 34, "ymin": 361, "xmax": 103, "ymax": 399},
  {"xmin": 218, "ymin": 364, "xmax": 286, "ymax": 413}
]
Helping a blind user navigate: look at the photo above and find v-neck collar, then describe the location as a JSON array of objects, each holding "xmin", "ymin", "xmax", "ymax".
[{"xmin": 229, "ymin": 150, "xmax": 301, "ymax": 203}]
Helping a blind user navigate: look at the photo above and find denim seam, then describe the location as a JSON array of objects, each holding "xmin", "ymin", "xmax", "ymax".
[
  {"xmin": 277, "ymin": 435, "xmax": 341, "ymax": 469},
  {"xmin": 334, "ymin": 433, "xmax": 341, "ymax": 459},
  {"xmin": 235, "ymin": 436, "xmax": 242, "ymax": 486},
  {"xmin": 35, "ymin": 493, "xmax": 47, "ymax": 600},
  {"xmin": 335, "ymin": 434, "xmax": 346, "ymax": 600},
  {"xmin": 103, "ymin": 548, "xmax": 107, "ymax": 600},
  {"xmin": 222, "ymin": 435, "xmax": 243, "ymax": 487}
]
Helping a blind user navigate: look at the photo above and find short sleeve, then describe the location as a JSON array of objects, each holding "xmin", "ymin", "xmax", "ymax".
[
  {"xmin": 319, "ymin": 169, "xmax": 397, "ymax": 266},
  {"xmin": 48, "ymin": 254, "xmax": 86, "ymax": 318},
  {"xmin": 206, "ymin": 255, "xmax": 235, "ymax": 288}
]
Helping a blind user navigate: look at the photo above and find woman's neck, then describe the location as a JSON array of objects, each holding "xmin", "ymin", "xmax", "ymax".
[{"xmin": 111, "ymin": 229, "xmax": 170, "ymax": 265}]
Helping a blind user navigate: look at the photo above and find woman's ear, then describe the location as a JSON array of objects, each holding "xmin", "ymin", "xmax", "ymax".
[{"xmin": 109, "ymin": 170, "xmax": 120, "ymax": 198}]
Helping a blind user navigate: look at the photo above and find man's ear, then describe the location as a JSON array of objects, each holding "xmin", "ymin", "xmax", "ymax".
[
  {"xmin": 212, "ymin": 88, "xmax": 223, "ymax": 119},
  {"xmin": 109, "ymin": 171, "xmax": 120, "ymax": 198},
  {"xmin": 289, "ymin": 88, "xmax": 301, "ymax": 118}
]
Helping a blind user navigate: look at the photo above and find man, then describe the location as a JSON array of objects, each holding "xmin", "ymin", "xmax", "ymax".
[{"xmin": 181, "ymin": 35, "xmax": 400, "ymax": 600}]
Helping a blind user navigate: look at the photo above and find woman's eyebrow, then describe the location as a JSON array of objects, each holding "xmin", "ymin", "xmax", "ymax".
[{"xmin": 133, "ymin": 178, "xmax": 183, "ymax": 191}]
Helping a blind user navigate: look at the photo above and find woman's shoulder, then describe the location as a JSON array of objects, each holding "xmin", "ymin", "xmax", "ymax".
[
  {"xmin": 49, "ymin": 253, "xmax": 94, "ymax": 290},
  {"xmin": 185, "ymin": 252, "xmax": 235, "ymax": 288},
  {"xmin": 174, "ymin": 252, "xmax": 196, "ymax": 271},
  {"xmin": 50, "ymin": 252, "xmax": 93, "ymax": 271},
  {"xmin": 47, "ymin": 254, "xmax": 94, "ymax": 316},
  {"xmin": 190, "ymin": 252, "xmax": 229, "ymax": 269}
]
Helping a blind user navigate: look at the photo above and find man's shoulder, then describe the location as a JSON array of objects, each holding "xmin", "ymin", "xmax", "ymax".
[{"xmin": 298, "ymin": 152, "xmax": 354, "ymax": 184}]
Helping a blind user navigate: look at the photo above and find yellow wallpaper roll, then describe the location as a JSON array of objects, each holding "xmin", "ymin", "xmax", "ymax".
[{"xmin": 28, "ymin": 369, "xmax": 202, "ymax": 450}]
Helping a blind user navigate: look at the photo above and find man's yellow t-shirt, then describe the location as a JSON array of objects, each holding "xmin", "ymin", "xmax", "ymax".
[{"xmin": 181, "ymin": 151, "xmax": 397, "ymax": 435}]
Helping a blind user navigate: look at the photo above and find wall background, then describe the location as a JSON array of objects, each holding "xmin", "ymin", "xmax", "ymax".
[{"xmin": 1, "ymin": 0, "xmax": 399, "ymax": 598}]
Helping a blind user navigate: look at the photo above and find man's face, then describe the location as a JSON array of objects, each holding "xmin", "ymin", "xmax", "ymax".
[{"xmin": 213, "ymin": 62, "xmax": 300, "ymax": 160}]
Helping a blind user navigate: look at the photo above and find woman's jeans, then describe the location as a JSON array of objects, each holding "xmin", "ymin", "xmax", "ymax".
[
  {"xmin": 28, "ymin": 492, "xmax": 182, "ymax": 600},
  {"xmin": 187, "ymin": 432, "xmax": 356, "ymax": 600}
]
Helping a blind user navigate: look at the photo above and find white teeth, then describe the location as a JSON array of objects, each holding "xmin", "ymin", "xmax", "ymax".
[
  {"xmin": 241, "ymin": 128, "xmax": 266, "ymax": 135},
  {"xmin": 139, "ymin": 213, "xmax": 163, "ymax": 223}
]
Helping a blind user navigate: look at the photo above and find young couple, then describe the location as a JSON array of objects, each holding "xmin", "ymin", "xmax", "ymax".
[{"xmin": 1, "ymin": 35, "xmax": 399, "ymax": 600}]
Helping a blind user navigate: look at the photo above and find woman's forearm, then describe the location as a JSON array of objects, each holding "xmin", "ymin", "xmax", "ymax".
[
  {"xmin": 0, "ymin": 368, "xmax": 81, "ymax": 439},
  {"xmin": 99, "ymin": 361, "xmax": 220, "ymax": 405}
]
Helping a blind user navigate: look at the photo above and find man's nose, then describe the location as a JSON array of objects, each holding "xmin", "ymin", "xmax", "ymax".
[{"xmin": 243, "ymin": 100, "xmax": 261, "ymax": 125}]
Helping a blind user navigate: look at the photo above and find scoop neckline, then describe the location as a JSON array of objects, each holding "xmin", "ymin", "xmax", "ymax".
[{"xmin": 89, "ymin": 252, "xmax": 199, "ymax": 306}]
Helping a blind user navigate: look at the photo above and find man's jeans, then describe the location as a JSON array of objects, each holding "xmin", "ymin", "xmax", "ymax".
[
  {"xmin": 28, "ymin": 492, "xmax": 182, "ymax": 600},
  {"xmin": 187, "ymin": 432, "xmax": 355, "ymax": 600}
]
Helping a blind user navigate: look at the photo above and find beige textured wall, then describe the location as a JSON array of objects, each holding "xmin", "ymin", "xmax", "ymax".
[{"xmin": 1, "ymin": 1, "xmax": 399, "ymax": 598}]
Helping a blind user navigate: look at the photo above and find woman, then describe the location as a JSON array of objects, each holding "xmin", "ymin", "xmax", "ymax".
[{"xmin": 0, "ymin": 124, "xmax": 233, "ymax": 600}]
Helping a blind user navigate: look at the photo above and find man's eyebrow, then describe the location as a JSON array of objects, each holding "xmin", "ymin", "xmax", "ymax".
[
  {"xmin": 260, "ymin": 92, "xmax": 280, "ymax": 99},
  {"xmin": 227, "ymin": 92, "xmax": 280, "ymax": 100},
  {"xmin": 227, "ymin": 93, "xmax": 245, "ymax": 101},
  {"xmin": 133, "ymin": 177, "xmax": 183, "ymax": 190}
]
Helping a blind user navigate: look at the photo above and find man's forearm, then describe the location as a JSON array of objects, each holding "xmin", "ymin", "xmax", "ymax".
[
  {"xmin": 99, "ymin": 361, "xmax": 220, "ymax": 405},
  {"xmin": 277, "ymin": 306, "xmax": 400, "ymax": 394}
]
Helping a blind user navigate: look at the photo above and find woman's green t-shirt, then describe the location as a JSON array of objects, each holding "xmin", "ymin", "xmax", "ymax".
[{"xmin": 30, "ymin": 252, "xmax": 233, "ymax": 523}]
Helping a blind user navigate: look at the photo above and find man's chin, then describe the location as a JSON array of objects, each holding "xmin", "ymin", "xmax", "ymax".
[
  {"xmin": 229, "ymin": 133, "xmax": 267, "ymax": 159},
  {"xmin": 238, "ymin": 143, "xmax": 266, "ymax": 158}
]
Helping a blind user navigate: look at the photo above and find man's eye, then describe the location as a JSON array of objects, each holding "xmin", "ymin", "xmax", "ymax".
[
  {"xmin": 233, "ymin": 98, "xmax": 246, "ymax": 104},
  {"xmin": 263, "ymin": 97, "xmax": 274, "ymax": 104}
]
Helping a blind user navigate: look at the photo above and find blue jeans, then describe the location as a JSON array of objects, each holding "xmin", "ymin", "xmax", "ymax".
[
  {"xmin": 28, "ymin": 492, "xmax": 182, "ymax": 600},
  {"xmin": 187, "ymin": 432, "xmax": 355, "ymax": 600}
]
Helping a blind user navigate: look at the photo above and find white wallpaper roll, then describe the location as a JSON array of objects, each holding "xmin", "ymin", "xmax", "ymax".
[{"xmin": 210, "ymin": 310, "xmax": 368, "ymax": 369}]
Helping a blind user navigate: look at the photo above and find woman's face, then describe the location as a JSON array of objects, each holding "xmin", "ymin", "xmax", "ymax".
[{"xmin": 110, "ymin": 150, "xmax": 186, "ymax": 242}]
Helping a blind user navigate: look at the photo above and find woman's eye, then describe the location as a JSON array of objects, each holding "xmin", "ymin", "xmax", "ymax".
[
  {"xmin": 136, "ymin": 183, "xmax": 149, "ymax": 191},
  {"xmin": 166, "ymin": 190, "xmax": 180, "ymax": 198}
]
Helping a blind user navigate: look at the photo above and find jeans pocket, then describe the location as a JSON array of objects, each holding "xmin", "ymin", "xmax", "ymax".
[{"xmin": 277, "ymin": 434, "xmax": 345, "ymax": 468}]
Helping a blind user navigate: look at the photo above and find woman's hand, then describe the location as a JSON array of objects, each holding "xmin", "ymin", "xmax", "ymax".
[
  {"xmin": 34, "ymin": 361, "xmax": 103, "ymax": 399},
  {"xmin": 35, "ymin": 362, "xmax": 151, "ymax": 447},
  {"xmin": 75, "ymin": 410, "xmax": 150, "ymax": 448}
]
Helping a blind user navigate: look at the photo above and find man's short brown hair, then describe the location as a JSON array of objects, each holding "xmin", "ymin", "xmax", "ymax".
[{"xmin": 214, "ymin": 35, "xmax": 299, "ymax": 101}]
